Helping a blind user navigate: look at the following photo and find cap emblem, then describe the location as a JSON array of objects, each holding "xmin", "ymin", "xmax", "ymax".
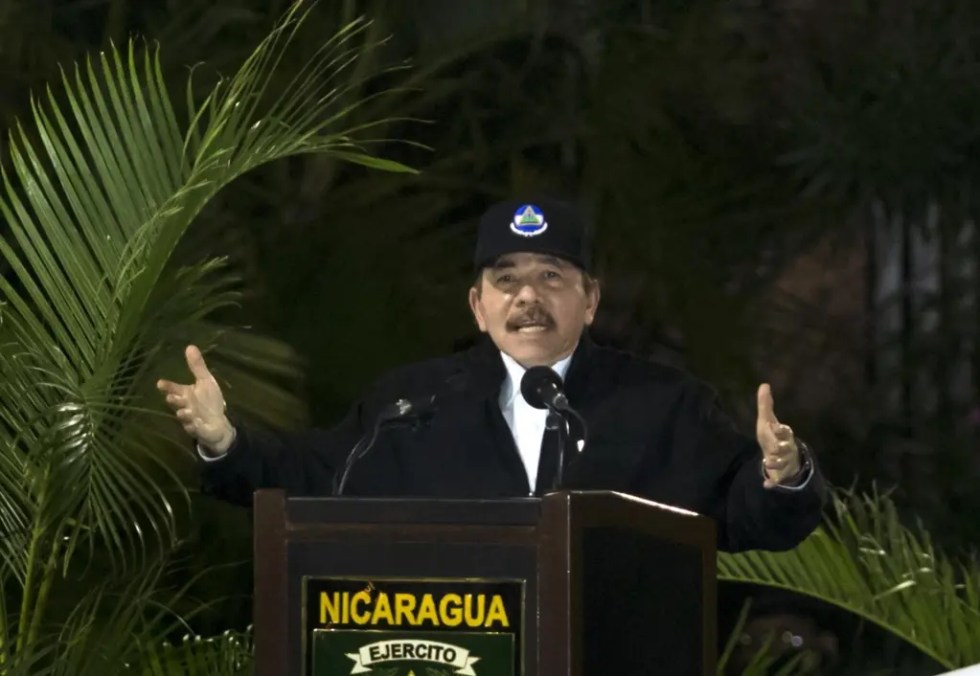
[{"xmin": 510, "ymin": 204, "xmax": 548, "ymax": 237}]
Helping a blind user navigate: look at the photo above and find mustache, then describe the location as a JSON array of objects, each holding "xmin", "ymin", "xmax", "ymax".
[{"xmin": 506, "ymin": 306, "xmax": 556, "ymax": 331}]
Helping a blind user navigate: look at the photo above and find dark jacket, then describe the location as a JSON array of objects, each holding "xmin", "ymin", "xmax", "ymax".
[{"xmin": 201, "ymin": 336, "xmax": 827, "ymax": 552}]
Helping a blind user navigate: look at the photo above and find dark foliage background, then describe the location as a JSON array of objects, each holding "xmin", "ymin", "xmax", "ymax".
[{"xmin": 2, "ymin": 0, "xmax": 979, "ymax": 673}]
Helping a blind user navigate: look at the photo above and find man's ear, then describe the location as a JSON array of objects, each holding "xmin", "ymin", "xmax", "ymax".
[
  {"xmin": 584, "ymin": 278, "xmax": 601, "ymax": 326},
  {"xmin": 468, "ymin": 283, "xmax": 488, "ymax": 332}
]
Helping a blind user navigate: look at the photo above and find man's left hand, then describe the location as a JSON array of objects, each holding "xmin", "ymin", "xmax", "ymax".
[{"xmin": 756, "ymin": 383, "xmax": 801, "ymax": 488}]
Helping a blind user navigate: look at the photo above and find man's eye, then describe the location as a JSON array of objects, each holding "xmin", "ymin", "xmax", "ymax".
[
  {"xmin": 544, "ymin": 270, "xmax": 561, "ymax": 280},
  {"xmin": 497, "ymin": 274, "xmax": 515, "ymax": 284}
]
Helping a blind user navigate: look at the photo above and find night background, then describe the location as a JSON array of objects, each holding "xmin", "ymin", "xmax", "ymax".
[{"xmin": 0, "ymin": 0, "xmax": 978, "ymax": 673}]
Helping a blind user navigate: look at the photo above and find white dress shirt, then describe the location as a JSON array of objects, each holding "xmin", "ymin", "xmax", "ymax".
[{"xmin": 498, "ymin": 351, "xmax": 573, "ymax": 492}]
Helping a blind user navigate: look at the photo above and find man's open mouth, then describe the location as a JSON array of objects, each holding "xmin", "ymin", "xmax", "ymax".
[
  {"xmin": 507, "ymin": 313, "xmax": 555, "ymax": 333},
  {"xmin": 514, "ymin": 324, "xmax": 549, "ymax": 333}
]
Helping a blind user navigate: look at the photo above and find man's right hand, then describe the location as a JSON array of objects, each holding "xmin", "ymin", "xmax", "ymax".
[{"xmin": 157, "ymin": 345, "xmax": 236, "ymax": 455}]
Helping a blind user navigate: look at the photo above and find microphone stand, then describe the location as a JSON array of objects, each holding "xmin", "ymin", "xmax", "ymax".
[
  {"xmin": 546, "ymin": 404, "xmax": 588, "ymax": 492},
  {"xmin": 333, "ymin": 419, "xmax": 383, "ymax": 496},
  {"xmin": 546, "ymin": 410, "xmax": 569, "ymax": 492},
  {"xmin": 332, "ymin": 397, "xmax": 438, "ymax": 496}
]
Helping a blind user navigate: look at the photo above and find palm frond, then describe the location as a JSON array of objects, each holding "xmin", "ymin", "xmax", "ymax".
[
  {"xmin": 137, "ymin": 627, "xmax": 254, "ymax": 676},
  {"xmin": 718, "ymin": 489, "xmax": 980, "ymax": 670},
  {"xmin": 0, "ymin": 0, "xmax": 414, "ymax": 667},
  {"xmin": 0, "ymin": 3, "xmax": 408, "ymax": 557},
  {"xmin": 46, "ymin": 556, "xmax": 240, "ymax": 676}
]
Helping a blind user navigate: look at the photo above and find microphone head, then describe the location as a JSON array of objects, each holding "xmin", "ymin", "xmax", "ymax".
[
  {"xmin": 381, "ymin": 395, "xmax": 437, "ymax": 422},
  {"xmin": 520, "ymin": 366, "xmax": 564, "ymax": 410}
]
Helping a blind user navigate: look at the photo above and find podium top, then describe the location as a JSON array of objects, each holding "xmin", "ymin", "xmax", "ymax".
[
  {"xmin": 275, "ymin": 490, "xmax": 711, "ymax": 540},
  {"xmin": 286, "ymin": 495, "xmax": 542, "ymax": 525}
]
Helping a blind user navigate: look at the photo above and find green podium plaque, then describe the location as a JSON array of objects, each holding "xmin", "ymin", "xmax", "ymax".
[{"xmin": 304, "ymin": 578, "xmax": 523, "ymax": 675}]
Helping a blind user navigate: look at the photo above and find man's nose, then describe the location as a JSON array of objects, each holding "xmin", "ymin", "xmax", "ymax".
[{"xmin": 513, "ymin": 280, "xmax": 540, "ymax": 303}]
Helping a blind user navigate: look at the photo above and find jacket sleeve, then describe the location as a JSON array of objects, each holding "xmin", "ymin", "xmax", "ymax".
[
  {"xmin": 678, "ymin": 382, "xmax": 828, "ymax": 553},
  {"xmin": 199, "ymin": 384, "xmax": 403, "ymax": 506}
]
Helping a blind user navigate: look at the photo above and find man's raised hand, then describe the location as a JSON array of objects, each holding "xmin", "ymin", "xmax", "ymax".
[
  {"xmin": 756, "ymin": 383, "xmax": 801, "ymax": 488},
  {"xmin": 157, "ymin": 345, "xmax": 236, "ymax": 455}
]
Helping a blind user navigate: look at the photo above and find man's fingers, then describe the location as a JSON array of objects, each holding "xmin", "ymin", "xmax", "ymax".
[
  {"xmin": 771, "ymin": 422, "xmax": 793, "ymax": 440},
  {"xmin": 764, "ymin": 455, "xmax": 790, "ymax": 469},
  {"xmin": 764, "ymin": 439, "xmax": 794, "ymax": 455},
  {"xmin": 176, "ymin": 408, "xmax": 194, "ymax": 423},
  {"xmin": 762, "ymin": 452, "xmax": 801, "ymax": 489},
  {"xmin": 156, "ymin": 379, "xmax": 184, "ymax": 395},
  {"xmin": 165, "ymin": 394, "xmax": 186, "ymax": 408},
  {"xmin": 185, "ymin": 344, "xmax": 213, "ymax": 382},
  {"xmin": 756, "ymin": 383, "xmax": 778, "ymax": 425}
]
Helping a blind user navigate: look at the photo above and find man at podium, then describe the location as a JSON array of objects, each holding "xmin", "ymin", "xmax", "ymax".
[{"xmin": 158, "ymin": 197, "xmax": 826, "ymax": 552}]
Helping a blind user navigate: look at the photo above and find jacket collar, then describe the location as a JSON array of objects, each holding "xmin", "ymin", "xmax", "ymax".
[
  {"xmin": 461, "ymin": 332, "xmax": 595, "ymax": 403},
  {"xmin": 499, "ymin": 350, "xmax": 574, "ymax": 407}
]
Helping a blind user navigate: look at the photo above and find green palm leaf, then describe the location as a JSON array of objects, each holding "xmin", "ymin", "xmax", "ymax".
[
  {"xmin": 0, "ymin": 0, "xmax": 413, "ymax": 670},
  {"xmin": 718, "ymin": 489, "xmax": 980, "ymax": 670},
  {"xmin": 137, "ymin": 628, "xmax": 254, "ymax": 676}
]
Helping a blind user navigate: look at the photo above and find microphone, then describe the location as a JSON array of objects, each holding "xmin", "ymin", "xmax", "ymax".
[
  {"xmin": 378, "ymin": 395, "xmax": 437, "ymax": 423},
  {"xmin": 332, "ymin": 378, "xmax": 458, "ymax": 497},
  {"xmin": 520, "ymin": 366, "xmax": 571, "ymax": 411},
  {"xmin": 519, "ymin": 366, "xmax": 589, "ymax": 493}
]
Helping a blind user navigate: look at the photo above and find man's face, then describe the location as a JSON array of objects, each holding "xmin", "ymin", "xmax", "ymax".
[{"xmin": 468, "ymin": 252, "xmax": 600, "ymax": 367}]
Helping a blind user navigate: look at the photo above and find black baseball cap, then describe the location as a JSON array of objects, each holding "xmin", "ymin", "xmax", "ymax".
[{"xmin": 473, "ymin": 197, "xmax": 592, "ymax": 271}]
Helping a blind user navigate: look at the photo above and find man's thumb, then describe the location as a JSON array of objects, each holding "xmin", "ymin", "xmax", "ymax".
[
  {"xmin": 185, "ymin": 345, "xmax": 212, "ymax": 381},
  {"xmin": 757, "ymin": 383, "xmax": 775, "ymax": 422}
]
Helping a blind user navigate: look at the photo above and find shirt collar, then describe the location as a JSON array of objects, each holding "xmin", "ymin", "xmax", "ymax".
[{"xmin": 499, "ymin": 349, "xmax": 574, "ymax": 407}]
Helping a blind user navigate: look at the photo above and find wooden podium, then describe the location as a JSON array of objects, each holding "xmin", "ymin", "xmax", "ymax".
[{"xmin": 254, "ymin": 490, "xmax": 717, "ymax": 676}]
